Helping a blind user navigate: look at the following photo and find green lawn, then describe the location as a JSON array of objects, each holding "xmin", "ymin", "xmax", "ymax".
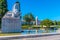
[{"xmin": 0, "ymin": 33, "xmax": 20, "ymax": 36}]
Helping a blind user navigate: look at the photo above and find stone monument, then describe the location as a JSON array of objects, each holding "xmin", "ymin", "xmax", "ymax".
[
  {"xmin": 36, "ymin": 16, "xmax": 40, "ymax": 26},
  {"xmin": 1, "ymin": 2, "xmax": 21, "ymax": 33},
  {"xmin": 36, "ymin": 16, "xmax": 38, "ymax": 26}
]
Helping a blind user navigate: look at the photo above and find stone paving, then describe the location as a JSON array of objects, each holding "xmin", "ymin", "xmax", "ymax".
[{"xmin": 4, "ymin": 35, "xmax": 60, "ymax": 40}]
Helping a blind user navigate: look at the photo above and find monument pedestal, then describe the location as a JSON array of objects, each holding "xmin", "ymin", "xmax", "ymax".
[{"xmin": 1, "ymin": 17, "xmax": 21, "ymax": 33}]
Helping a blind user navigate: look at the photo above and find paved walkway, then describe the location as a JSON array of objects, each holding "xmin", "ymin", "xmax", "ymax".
[
  {"xmin": 1, "ymin": 29, "xmax": 60, "ymax": 40},
  {"xmin": 11, "ymin": 35, "xmax": 60, "ymax": 40}
]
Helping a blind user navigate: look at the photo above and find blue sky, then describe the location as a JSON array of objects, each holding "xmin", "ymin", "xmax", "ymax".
[{"xmin": 7, "ymin": 0, "xmax": 60, "ymax": 21}]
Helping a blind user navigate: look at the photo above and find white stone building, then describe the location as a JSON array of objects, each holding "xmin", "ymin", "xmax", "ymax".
[{"xmin": 1, "ymin": 2, "xmax": 21, "ymax": 33}]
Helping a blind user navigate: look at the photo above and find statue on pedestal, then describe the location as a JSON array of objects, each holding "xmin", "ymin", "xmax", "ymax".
[{"xmin": 1, "ymin": 1, "xmax": 22, "ymax": 33}]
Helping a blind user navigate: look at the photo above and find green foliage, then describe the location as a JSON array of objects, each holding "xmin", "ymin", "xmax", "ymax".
[
  {"xmin": 22, "ymin": 26, "xmax": 29, "ymax": 29},
  {"xmin": 23, "ymin": 13, "xmax": 35, "ymax": 25},
  {"xmin": 0, "ymin": 0, "xmax": 8, "ymax": 28},
  {"xmin": 53, "ymin": 20, "xmax": 57, "ymax": 25},
  {"xmin": 40, "ymin": 19, "xmax": 53, "ymax": 27},
  {"xmin": 57, "ymin": 21, "xmax": 60, "ymax": 25},
  {"xmin": 22, "ymin": 25, "xmax": 31, "ymax": 29}
]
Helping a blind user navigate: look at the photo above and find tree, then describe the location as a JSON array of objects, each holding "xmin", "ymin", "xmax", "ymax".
[
  {"xmin": 40, "ymin": 19, "xmax": 53, "ymax": 28},
  {"xmin": 0, "ymin": 0, "xmax": 8, "ymax": 28},
  {"xmin": 0, "ymin": 0, "xmax": 8, "ymax": 17},
  {"xmin": 53, "ymin": 20, "xmax": 57, "ymax": 25},
  {"xmin": 23, "ymin": 13, "xmax": 35, "ymax": 25},
  {"xmin": 57, "ymin": 21, "xmax": 60, "ymax": 25}
]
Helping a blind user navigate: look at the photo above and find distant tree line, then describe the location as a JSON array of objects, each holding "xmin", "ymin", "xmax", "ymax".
[{"xmin": 23, "ymin": 13, "xmax": 60, "ymax": 27}]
